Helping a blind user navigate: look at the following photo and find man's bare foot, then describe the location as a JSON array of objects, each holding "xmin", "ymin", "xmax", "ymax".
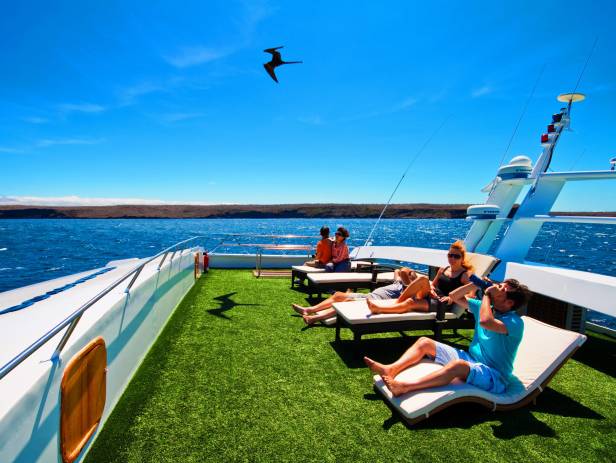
[
  {"xmin": 382, "ymin": 375, "xmax": 410, "ymax": 397},
  {"xmin": 363, "ymin": 356, "xmax": 390, "ymax": 376},
  {"xmin": 292, "ymin": 303, "xmax": 308, "ymax": 315},
  {"xmin": 366, "ymin": 299, "xmax": 380, "ymax": 314},
  {"xmin": 302, "ymin": 314, "xmax": 316, "ymax": 325}
]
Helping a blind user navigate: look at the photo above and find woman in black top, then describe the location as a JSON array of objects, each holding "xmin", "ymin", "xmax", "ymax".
[
  {"xmin": 366, "ymin": 240, "xmax": 475, "ymax": 315},
  {"xmin": 430, "ymin": 240, "xmax": 474, "ymax": 306}
]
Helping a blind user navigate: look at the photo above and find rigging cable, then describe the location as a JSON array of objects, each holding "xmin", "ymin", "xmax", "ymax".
[
  {"xmin": 362, "ymin": 115, "xmax": 450, "ymax": 248},
  {"xmin": 496, "ymin": 62, "xmax": 546, "ymax": 170},
  {"xmin": 571, "ymin": 36, "xmax": 599, "ymax": 96}
]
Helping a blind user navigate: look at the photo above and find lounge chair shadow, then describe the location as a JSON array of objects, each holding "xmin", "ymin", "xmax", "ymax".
[
  {"xmin": 369, "ymin": 386, "xmax": 602, "ymax": 438},
  {"xmin": 531, "ymin": 387, "xmax": 604, "ymax": 419},
  {"xmin": 374, "ymin": 395, "xmax": 556, "ymax": 438},
  {"xmin": 572, "ymin": 334, "xmax": 616, "ymax": 378},
  {"xmin": 330, "ymin": 337, "xmax": 416, "ymax": 369},
  {"xmin": 206, "ymin": 292, "xmax": 259, "ymax": 320},
  {"xmin": 331, "ymin": 332, "xmax": 474, "ymax": 368}
]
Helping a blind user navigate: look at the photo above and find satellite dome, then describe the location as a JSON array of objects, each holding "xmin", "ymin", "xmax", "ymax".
[{"xmin": 508, "ymin": 155, "xmax": 532, "ymax": 167}]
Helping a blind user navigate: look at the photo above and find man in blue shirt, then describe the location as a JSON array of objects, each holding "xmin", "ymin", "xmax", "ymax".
[{"xmin": 364, "ymin": 279, "xmax": 531, "ymax": 396}]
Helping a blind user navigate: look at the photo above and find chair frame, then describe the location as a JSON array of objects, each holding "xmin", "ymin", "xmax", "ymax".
[{"xmin": 373, "ymin": 341, "xmax": 583, "ymax": 426}]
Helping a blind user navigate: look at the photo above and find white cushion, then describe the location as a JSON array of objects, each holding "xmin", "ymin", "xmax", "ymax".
[
  {"xmin": 333, "ymin": 300, "xmax": 458, "ymax": 324},
  {"xmin": 292, "ymin": 261, "xmax": 373, "ymax": 274},
  {"xmin": 308, "ymin": 272, "xmax": 395, "ymax": 285},
  {"xmin": 373, "ymin": 316, "xmax": 586, "ymax": 421},
  {"xmin": 291, "ymin": 265, "xmax": 326, "ymax": 273}
]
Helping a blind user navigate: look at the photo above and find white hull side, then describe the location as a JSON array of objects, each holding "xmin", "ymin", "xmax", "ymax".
[{"xmin": 0, "ymin": 250, "xmax": 197, "ymax": 463}]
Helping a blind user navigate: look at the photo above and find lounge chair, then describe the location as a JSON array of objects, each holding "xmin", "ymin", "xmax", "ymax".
[
  {"xmin": 333, "ymin": 299, "xmax": 466, "ymax": 342},
  {"xmin": 290, "ymin": 260, "xmax": 372, "ymax": 289},
  {"xmin": 327, "ymin": 250, "xmax": 500, "ymax": 339},
  {"xmin": 305, "ymin": 246, "xmax": 498, "ymax": 299},
  {"xmin": 305, "ymin": 268, "xmax": 398, "ymax": 298},
  {"xmin": 372, "ymin": 316, "xmax": 586, "ymax": 425}
]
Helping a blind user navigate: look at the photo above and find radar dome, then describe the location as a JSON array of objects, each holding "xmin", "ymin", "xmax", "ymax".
[{"xmin": 508, "ymin": 155, "xmax": 532, "ymax": 166}]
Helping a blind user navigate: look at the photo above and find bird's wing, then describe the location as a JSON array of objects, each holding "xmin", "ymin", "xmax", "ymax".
[
  {"xmin": 263, "ymin": 63, "xmax": 279, "ymax": 83},
  {"xmin": 264, "ymin": 46, "xmax": 284, "ymax": 54}
]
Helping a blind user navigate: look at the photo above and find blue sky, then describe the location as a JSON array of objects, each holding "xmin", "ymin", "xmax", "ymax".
[{"xmin": 1, "ymin": 0, "xmax": 615, "ymax": 210}]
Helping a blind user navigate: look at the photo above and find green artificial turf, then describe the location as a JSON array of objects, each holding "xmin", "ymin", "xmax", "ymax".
[{"xmin": 86, "ymin": 270, "xmax": 616, "ymax": 463}]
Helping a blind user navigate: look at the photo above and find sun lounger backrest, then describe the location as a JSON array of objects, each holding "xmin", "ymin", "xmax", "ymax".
[
  {"xmin": 350, "ymin": 246, "xmax": 497, "ymax": 277},
  {"xmin": 512, "ymin": 317, "xmax": 586, "ymax": 392},
  {"xmin": 466, "ymin": 252, "xmax": 499, "ymax": 277}
]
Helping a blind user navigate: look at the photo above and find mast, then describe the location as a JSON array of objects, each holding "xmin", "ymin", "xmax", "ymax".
[{"xmin": 468, "ymin": 93, "xmax": 616, "ymax": 280}]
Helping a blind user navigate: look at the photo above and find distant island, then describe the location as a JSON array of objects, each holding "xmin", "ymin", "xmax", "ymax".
[{"xmin": 0, "ymin": 204, "xmax": 613, "ymax": 219}]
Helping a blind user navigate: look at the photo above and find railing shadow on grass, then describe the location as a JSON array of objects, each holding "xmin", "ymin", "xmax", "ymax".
[
  {"xmin": 206, "ymin": 291, "xmax": 260, "ymax": 320},
  {"xmin": 364, "ymin": 385, "xmax": 603, "ymax": 438}
]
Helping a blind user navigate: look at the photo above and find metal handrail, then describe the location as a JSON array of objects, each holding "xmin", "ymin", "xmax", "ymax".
[{"xmin": 0, "ymin": 235, "xmax": 205, "ymax": 381}]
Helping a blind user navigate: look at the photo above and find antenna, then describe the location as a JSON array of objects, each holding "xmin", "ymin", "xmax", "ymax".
[
  {"xmin": 361, "ymin": 116, "xmax": 450, "ymax": 248},
  {"xmin": 528, "ymin": 38, "xmax": 598, "ymax": 188},
  {"xmin": 496, "ymin": 62, "xmax": 546, "ymax": 170}
]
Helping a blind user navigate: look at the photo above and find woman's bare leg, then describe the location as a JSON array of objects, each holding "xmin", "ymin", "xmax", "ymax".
[
  {"xmin": 303, "ymin": 307, "xmax": 336, "ymax": 325},
  {"xmin": 292, "ymin": 291, "xmax": 350, "ymax": 315},
  {"xmin": 398, "ymin": 268, "xmax": 417, "ymax": 286},
  {"xmin": 397, "ymin": 275, "xmax": 430, "ymax": 302},
  {"xmin": 366, "ymin": 297, "xmax": 429, "ymax": 314},
  {"xmin": 364, "ymin": 336, "xmax": 436, "ymax": 377},
  {"xmin": 382, "ymin": 360, "xmax": 470, "ymax": 396}
]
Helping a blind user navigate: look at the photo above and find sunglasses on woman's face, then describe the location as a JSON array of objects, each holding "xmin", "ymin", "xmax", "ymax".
[{"xmin": 447, "ymin": 253, "xmax": 462, "ymax": 259}]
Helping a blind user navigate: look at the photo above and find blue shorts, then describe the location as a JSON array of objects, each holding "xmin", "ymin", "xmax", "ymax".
[{"xmin": 431, "ymin": 341, "xmax": 507, "ymax": 394}]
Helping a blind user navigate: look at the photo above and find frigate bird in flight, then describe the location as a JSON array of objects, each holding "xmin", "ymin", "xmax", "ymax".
[{"xmin": 263, "ymin": 46, "xmax": 302, "ymax": 83}]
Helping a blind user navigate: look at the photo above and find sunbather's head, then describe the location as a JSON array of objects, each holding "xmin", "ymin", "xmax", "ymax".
[
  {"xmin": 448, "ymin": 240, "xmax": 474, "ymax": 272},
  {"xmin": 320, "ymin": 226, "xmax": 330, "ymax": 239},
  {"xmin": 335, "ymin": 227, "xmax": 349, "ymax": 242},
  {"xmin": 490, "ymin": 278, "xmax": 531, "ymax": 312}
]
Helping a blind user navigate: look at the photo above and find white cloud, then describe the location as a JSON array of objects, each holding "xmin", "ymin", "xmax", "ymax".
[
  {"xmin": 22, "ymin": 116, "xmax": 48, "ymax": 124},
  {"xmin": 164, "ymin": 1, "xmax": 272, "ymax": 69},
  {"xmin": 119, "ymin": 81, "xmax": 164, "ymax": 106},
  {"xmin": 0, "ymin": 195, "xmax": 215, "ymax": 206},
  {"xmin": 35, "ymin": 138, "xmax": 105, "ymax": 148},
  {"xmin": 393, "ymin": 97, "xmax": 417, "ymax": 111},
  {"xmin": 165, "ymin": 47, "xmax": 231, "ymax": 68},
  {"xmin": 160, "ymin": 112, "xmax": 204, "ymax": 123},
  {"xmin": 297, "ymin": 115, "xmax": 323, "ymax": 125},
  {"xmin": 58, "ymin": 102, "xmax": 106, "ymax": 114},
  {"xmin": 471, "ymin": 85, "xmax": 494, "ymax": 98},
  {"xmin": 0, "ymin": 146, "xmax": 24, "ymax": 153}
]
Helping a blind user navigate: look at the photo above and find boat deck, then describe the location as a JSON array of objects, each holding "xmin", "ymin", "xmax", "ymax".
[{"xmin": 86, "ymin": 270, "xmax": 616, "ymax": 462}]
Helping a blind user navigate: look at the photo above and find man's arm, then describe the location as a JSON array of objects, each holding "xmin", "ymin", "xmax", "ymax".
[
  {"xmin": 448, "ymin": 282, "xmax": 475, "ymax": 309},
  {"xmin": 479, "ymin": 288, "xmax": 508, "ymax": 334}
]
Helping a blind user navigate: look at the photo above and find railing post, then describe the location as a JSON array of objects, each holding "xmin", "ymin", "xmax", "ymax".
[
  {"xmin": 124, "ymin": 265, "xmax": 144, "ymax": 294},
  {"xmin": 51, "ymin": 314, "xmax": 83, "ymax": 361},
  {"xmin": 157, "ymin": 251, "xmax": 169, "ymax": 270}
]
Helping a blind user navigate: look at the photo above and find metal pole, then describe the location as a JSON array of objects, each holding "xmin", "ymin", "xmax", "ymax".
[
  {"xmin": 124, "ymin": 265, "xmax": 145, "ymax": 294},
  {"xmin": 157, "ymin": 251, "xmax": 168, "ymax": 270},
  {"xmin": 51, "ymin": 314, "xmax": 83, "ymax": 361}
]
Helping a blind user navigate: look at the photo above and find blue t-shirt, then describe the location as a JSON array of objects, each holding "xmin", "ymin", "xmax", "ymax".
[{"xmin": 467, "ymin": 298, "xmax": 524, "ymax": 378}]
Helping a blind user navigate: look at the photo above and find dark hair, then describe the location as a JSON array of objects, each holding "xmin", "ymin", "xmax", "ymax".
[
  {"xmin": 320, "ymin": 226, "xmax": 330, "ymax": 238},
  {"xmin": 336, "ymin": 226, "xmax": 349, "ymax": 239},
  {"xmin": 503, "ymin": 278, "xmax": 531, "ymax": 310}
]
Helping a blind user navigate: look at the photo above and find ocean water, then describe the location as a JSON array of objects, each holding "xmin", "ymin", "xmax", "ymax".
[{"xmin": 0, "ymin": 218, "xmax": 614, "ymax": 327}]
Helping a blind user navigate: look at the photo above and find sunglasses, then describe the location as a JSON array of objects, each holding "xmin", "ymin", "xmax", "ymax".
[{"xmin": 447, "ymin": 253, "xmax": 462, "ymax": 259}]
